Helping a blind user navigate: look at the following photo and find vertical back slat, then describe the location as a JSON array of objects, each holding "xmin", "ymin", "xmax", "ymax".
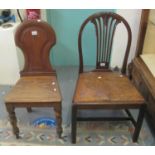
[{"xmin": 78, "ymin": 12, "xmax": 132, "ymax": 74}]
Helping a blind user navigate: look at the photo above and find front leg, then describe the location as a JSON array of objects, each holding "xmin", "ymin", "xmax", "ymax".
[
  {"xmin": 6, "ymin": 104, "xmax": 20, "ymax": 139},
  {"xmin": 54, "ymin": 104, "xmax": 62, "ymax": 138},
  {"xmin": 132, "ymin": 104, "xmax": 145, "ymax": 142},
  {"xmin": 71, "ymin": 105, "xmax": 77, "ymax": 144}
]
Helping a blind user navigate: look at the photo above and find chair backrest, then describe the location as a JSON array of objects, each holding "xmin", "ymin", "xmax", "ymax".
[
  {"xmin": 78, "ymin": 12, "xmax": 132, "ymax": 74},
  {"xmin": 15, "ymin": 20, "xmax": 56, "ymax": 76}
]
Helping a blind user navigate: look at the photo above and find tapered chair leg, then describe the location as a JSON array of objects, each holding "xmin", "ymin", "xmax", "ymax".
[
  {"xmin": 71, "ymin": 105, "xmax": 77, "ymax": 144},
  {"xmin": 132, "ymin": 105, "xmax": 145, "ymax": 142}
]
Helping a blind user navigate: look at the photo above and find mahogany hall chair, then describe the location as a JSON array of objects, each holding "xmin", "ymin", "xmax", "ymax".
[
  {"xmin": 4, "ymin": 20, "xmax": 62, "ymax": 138},
  {"xmin": 71, "ymin": 12, "xmax": 146, "ymax": 143}
]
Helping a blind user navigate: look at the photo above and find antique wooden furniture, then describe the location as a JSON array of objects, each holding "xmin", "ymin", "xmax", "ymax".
[
  {"xmin": 4, "ymin": 20, "xmax": 62, "ymax": 138},
  {"xmin": 131, "ymin": 9, "xmax": 155, "ymax": 129},
  {"xmin": 71, "ymin": 12, "xmax": 145, "ymax": 143}
]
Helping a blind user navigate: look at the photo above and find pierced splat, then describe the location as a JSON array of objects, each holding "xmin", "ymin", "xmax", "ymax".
[
  {"xmin": 15, "ymin": 20, "xmax": 56, "ymax": 76},
  {"xmin": 91, "ymin": 15, "xmax": 121, "ymax": 69},
  {"xmin": 72, "ymin": 12, "xmax": 145, "ymax": 144},
  {"xmin": 78, "ymin": 12, "xmax": 131, "ymax": 73}
]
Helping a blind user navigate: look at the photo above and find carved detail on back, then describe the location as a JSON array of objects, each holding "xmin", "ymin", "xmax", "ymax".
[
  {"xmin": 78, "ymin": 12, "xmax": 132, "ymax": 74},
  {"xmin": 15, "ymin": 20, "xmax": 56, "ymax": 76}
]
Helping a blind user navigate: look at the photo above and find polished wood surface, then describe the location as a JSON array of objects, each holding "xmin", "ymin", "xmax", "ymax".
[
  {"xmin": 135, "ymin": 9, "xmax": 149, "ymax": 57},
  {"xmin": 130, "ymin": 9, "xmax": 155, "ymax": 129},
  {"xmin": 73, "ymin": 72, "xmax": 144, "ymax": 105},
  {"xmin": 15, "ymin": 20, "xmax": 56, "ymax": 76},
  {"xmin": 132, "ymin": 57, "xmax": 155, "ymax": 126},
  {"xmin": 5, "ymin": 20, "xmax": 62, "ymax": 138},
  {"xmin": 133, "ymin": 58, "xmax": 155, "ymax": 97},
  {"xmin": 72, "ymin": 12, "xmax": 145, "ymax": 144},
  {"xmin": 5, "ymin": 76, "xmax": 61, "ymax": 103}
]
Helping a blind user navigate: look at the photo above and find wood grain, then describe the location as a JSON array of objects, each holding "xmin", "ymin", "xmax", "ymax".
[
  {"xmin": 15, "ymin": 20, "xmax": 56, "ymax": 76},
  {"xmin": 72, "ymin": 12, "xmax": 145, "ymax": 143},
  {"xmin": 73, "ymin": 72, "xmax": 144, "ymax": 104},
  {"xmin": 5, "ymin": 76, "xmax": 61, "ymax": 103},
  {"xmin": 5, "ymin": 20, "xmax": 62, "ymax": 138}
]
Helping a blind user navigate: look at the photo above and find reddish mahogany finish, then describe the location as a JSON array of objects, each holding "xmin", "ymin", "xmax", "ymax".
[{"xmin": 5, "ymin": 20, "xmax": 62, "ymax": 139}]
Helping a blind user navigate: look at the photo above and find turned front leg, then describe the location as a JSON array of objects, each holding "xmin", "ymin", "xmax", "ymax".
[
  {"xmin": 6, "ymin": 104, "xmax": 20, "ymax": 139},
  {"xmin": 54, "ymin": 104, "xmax": 62, "ymax": 138}
]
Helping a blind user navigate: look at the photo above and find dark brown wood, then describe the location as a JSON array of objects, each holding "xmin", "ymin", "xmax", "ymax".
[
  {"xmin": 132, "ymin": 105, "xmax": 146, "ymax": 142},
  {"xmin": 132, "ymin": 57, "xmax": 155, "ymax": 129},
  {"xmin": 78, "ymin": 12, "xmax": 132, "ymax": 74},
  {"xmin": 27, "ymin": 107, "xmax": 32, "ymax": 113},
  {"xmin": 130, "ymin": 9, "xmax": 155, "ymax": 129},
  {"xmin": 135, "ymin": 9, "xmax": 150, "ymax": 57},
  {"xmin": 54, "ymin": 104, "xmax": 63, "ymax": 138},
  {"xmin": 5, "ymin": 20, "xmax": 62, "ymax": 138},
  {"xmin": 73, "ymin": 72, "xmax": 144, "ymax": 104},
  {"xmin": 128, "ymin": 9, "xmax": 150, "ymax": 79},
  {"xmin": 71, "ymin": 105, "xmax": 77, "ymax": 144},
  {"xmin": 72, "ymin": 12, "xmax": 145, "ymax": 144},
  {"xmin": 15, "ymin": 20, "xmax": 56, "ymax": 76},
  {"xmin": 6, "ymin": 105, "xmax": 20, "ymax": 139},
  {"xmin": 125, "ymin": 109, "xmax": 136, "ymax": 127}
]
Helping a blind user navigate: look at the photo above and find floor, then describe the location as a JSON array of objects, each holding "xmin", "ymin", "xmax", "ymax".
[{"xmin": 0, "ymin": 66, "xmax": 155, "ymax": 145}]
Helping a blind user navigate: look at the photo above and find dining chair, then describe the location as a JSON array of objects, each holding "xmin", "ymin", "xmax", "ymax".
[
  {"xmin": 71, "ymin": 12, "xmax": 146, "ymax": 143},
  {"xmin": 4, "ymin": 20, "xmax": 62, "ymax": 138}
]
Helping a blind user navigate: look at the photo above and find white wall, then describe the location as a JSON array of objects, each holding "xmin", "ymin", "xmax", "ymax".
[
  {"xmin": 0, "ymin": 9, "xmax": 142, "ymax": 85},
  {"xmin": 0, "ymin": 23, "xmax": 20, "ymax": 85},
  {"xmin": 16, "ymin": 9, "xmax": 142, "ymax": 70},
  {"xmin": 0, "ymin": 9, "xmax": 47, "ymax": 22},
  {"xmin": 0, "ymin": 9, "xmax": 47, "ymax": 85},
  {"xmin": 111, "ymin": 9, "xmax": 142, "ymax": 68}
]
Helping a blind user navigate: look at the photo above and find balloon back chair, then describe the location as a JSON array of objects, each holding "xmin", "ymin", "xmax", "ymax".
[
  {"xmin": 5, "ymin": 20, "xmax": 62, "ymax": 138},
  {"xmin": 71, "ymin": 12, "xmax": 146, "ymax": 143}
]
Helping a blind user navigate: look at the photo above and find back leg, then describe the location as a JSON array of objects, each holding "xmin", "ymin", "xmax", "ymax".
[{"xmin": 27, "ymin": 107, "xmax": 32, "ymax": 113}]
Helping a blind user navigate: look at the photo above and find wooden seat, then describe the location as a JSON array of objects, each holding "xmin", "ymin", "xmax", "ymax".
[
  {"xmin": 4, "ymin": 20, "xmax": 62, "ymax": 139},
  {"xmin": 71, "ymin": 12, "xmax": 146, "ymax": 143},
  {"xmin": 5, "ymin": 76, "xmax": 61, "ymax": 103},
  {"xmin": 73, "ymin": 72, "xmax": 144, "ymax": 105}
]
